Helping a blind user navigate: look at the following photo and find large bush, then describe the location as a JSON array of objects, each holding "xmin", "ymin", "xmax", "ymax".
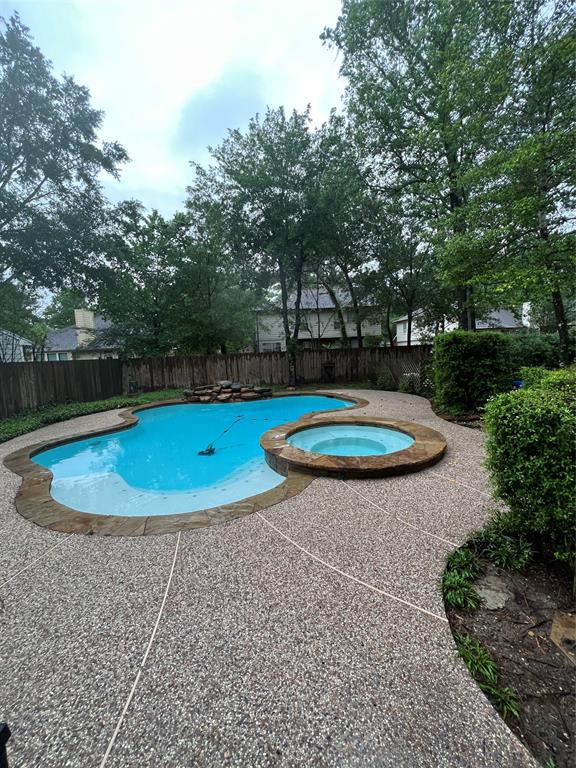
[
  {"xmin": 484, "ymin": 367, "xmax": 576, "ymax": 563},
  {"xmin": 433, "ymin": 331, "xmax": 512, "ymax": 416},
  {"xmin": 508, "ymin": 331, "xmax": 562, "ymax": 375}
]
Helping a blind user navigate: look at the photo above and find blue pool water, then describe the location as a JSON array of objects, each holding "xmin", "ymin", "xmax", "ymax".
[
  {"xmin": 288, "ymin": 424, "xmax": 414, "ymax": 456},
  {"xmin": 35, "ymin": 395, "xmax": 350, "ymax": 517}
]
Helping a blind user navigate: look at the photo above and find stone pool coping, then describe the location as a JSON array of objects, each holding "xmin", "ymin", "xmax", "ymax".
[
  {"xmin": 2, "ymin": 391, "xmax": 369, "ymax": 536},
  {"xmin": 261, "ymin": 415, "xmax": 446, "ymax": 478}
]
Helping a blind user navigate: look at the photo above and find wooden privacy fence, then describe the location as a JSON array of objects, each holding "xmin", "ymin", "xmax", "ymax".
[
  {"xmin": 0, "ymin": 359, "xmax": 122, "ymax": 419},
  {"xmin": 122, "ymin": 346, "xmax": 432, "ymax": 392},
  {"xmin": 0, "ymin": 347, "xmax": 432, "ymax": 419}
]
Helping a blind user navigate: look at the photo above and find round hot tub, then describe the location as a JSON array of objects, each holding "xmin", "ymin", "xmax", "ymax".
[
  {"xmin": 287, "ymin": 424, "xmax": 414, "ymax": 457},
  {"xmin": 261, "ymin": 416, "xmax": 447, "ymax": 478}
]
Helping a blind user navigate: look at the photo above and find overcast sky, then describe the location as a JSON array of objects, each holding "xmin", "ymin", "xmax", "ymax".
[{"xmin": 1, "ymin": 0, "xmax": 344, "ymax": 216}]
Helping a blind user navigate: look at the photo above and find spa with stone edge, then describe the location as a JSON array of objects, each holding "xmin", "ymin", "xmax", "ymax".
[{"xmin": 4, "ymin": 386, "xmax": 446, "ymax": 535}]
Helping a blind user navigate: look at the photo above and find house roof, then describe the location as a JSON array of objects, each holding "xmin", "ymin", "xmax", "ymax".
[
  {"xmin": 395, "ymin": 309, "xmax": 524, "ymax": 330},
  {"xmin": 46, "ymin": 327, "xmax": 78, "ymax": 352},
  {"xmin": 0, "ymin": 329, "xmax": 32, "ymax": 346},
  {"xmin": 46, "ymin": 315, "xmax": 116, "ymax": 352},
  {"xmin": 261, "ymin": 287, "xmax": 372, "ymax": 312}
]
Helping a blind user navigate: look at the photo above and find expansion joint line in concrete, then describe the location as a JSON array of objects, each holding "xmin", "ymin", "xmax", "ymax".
[
  {"xmin": 428, "ymin": 470, "xmax": 492, "ymax": 499},
  {"xmin": 99, "ymin": 531, "xmax": 181, "ymax": 768},
  {"xmin": 340, "ymin": 480, "xmax": 458, "ymax": 548},
  {"xmin": 0, "ymin": 534, "xmax": 74, "ymax": 588},
  {"xmin": 255, "ymin": 510, "xmax": 448, "ymax": 624}
]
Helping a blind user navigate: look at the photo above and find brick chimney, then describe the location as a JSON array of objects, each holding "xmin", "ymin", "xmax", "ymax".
[{"xmin": 74, "ymin": 309, "xmax": 96, "ymax": 347}]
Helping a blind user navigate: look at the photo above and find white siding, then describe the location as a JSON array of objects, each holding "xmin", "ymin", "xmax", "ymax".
[{"xmin": 256, "ymin": 310, "xmax": 382, "ymax": 352}]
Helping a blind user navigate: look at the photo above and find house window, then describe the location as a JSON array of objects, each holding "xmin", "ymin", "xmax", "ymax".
[
  {"xmin": 47, "ymin": 352, "xmax": 58, "ymax": 361},
  {"xmin": 333, "ymin": 319, "xmax": 341, "ymax": 329},
  {"xmin": 58, "ymin": 352, "xmax": 69, "ymax": 361},
  {"xmin": 262, "ymin": 342, "xmax": 281, "ymax": 352}
]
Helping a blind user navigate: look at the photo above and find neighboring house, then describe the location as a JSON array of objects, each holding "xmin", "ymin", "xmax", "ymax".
[
  {"xmin": 0, "ymin": 330, "xmax": 35, "ymax": 362},
  {"xmin": 255, "ymin": 288, "xmax": 382, "ymax": 352},
  {"xmin": 394, "ymin": 309, "xmax": 526, "ymax": 346},
  {"xmin": 45, "ymin": 309, "xmax": 119, "ymax": 361}
]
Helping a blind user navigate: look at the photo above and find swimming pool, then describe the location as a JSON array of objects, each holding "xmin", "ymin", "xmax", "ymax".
[{"xmin": 34, "ymin": 395, "xmax": 351, "ymax": 517}]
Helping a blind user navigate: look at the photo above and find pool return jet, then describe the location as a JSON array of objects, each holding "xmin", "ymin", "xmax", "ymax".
[{"xmin": 198, "ymin": 415, "xmax": 244, "ymax": 456}]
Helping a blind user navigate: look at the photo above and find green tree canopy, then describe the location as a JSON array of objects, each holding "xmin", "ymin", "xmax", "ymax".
[
  {"xmin": 0, "ymin": 13, "xmax": 128, "ymax": 288},
  {"xmin": 195, "ymin": 106, "xmax": 324, "ymax": 382}
]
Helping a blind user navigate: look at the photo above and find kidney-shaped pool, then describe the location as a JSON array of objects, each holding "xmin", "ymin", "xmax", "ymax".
[{"xmin": 34, "ymin": 395, "xmax": 351, "ymax": 517}]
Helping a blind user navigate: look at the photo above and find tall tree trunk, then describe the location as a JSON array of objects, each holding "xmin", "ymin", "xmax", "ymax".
[
  {"xmin": 278, "ymin": 259, "xmax": 295, "ymax": 385},
  {"xmin": 407, "ymin": 307, "xmax": 413, "ymax": 347},
  {"xmin": 323, "ymin": 282, "xmax": 349, "ymax": 346},
  {"xmin": 340, "ymin": 264, "xmax": 363, "ymax": 347},
  {"xmin": 551, "ymin": 288, "xmax": 571, "ymax": 364},
  {"xmin": 279, "ymin": 250, "xmax": 306, "ymax": 387},
  {"xmin": 457, "ymin": 286, "xmax": 476, "ymax": 331},
  {"xmin": 446, "ymin": 142, "xmax": 476, "ymax": 331},
  {"xmin": 385, "ymin": 301, "xmax": 395, "ymax": 348}
]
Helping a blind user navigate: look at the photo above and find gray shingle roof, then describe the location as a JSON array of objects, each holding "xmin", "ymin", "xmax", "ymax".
[
  {"xmin": 45, "ymin": 327, "xmax": 79, "ymax": 352},
  {"xmin": 286, "ymin": 288, "xmax": 352, "ymax": 310},
  {"xmin": 46, "ymin": 315, "xmax": 116, "ymax": 352}
]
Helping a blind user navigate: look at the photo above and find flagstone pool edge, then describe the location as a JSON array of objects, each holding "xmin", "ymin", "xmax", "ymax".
[{"xmin": 2, "ymin": 392, "xmax": 369, "ymax": 536}]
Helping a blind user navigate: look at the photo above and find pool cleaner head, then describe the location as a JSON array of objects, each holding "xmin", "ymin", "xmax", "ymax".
[{"xmin": 197, "ymin": 414, "xmax": 244, "ymax": 456}]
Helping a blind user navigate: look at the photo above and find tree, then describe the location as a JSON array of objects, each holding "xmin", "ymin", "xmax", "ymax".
[
  {"xmin": 323, "ymin": 0, "xmax": 517, "ymax": 329},
  {"xmin": 312, "ymin": 113, "xmax": 373, "ymax": 347},
  {"xmin": 0, "ymin": 279, "xmax": 39, "ymax": 361},
  {"xmin": 199, "ymin": 107, "xmax": 323, "ymax": 384},
  {"xmin": 0, "ymin": 13, "xmax": 128, "ymax": 287},
  {"xmin": 43, "ymin": 289, "xmax": 92, "ymax": 328},
  {"xmin": 438, "ymin": 0, "xmax": 575, "ymax": 361},
  {"xmin": 97, "ymin": 204, "xmax": 257, "ymax": 357},
  {"xmin": 96, "ymin": 207, "xmax": 192, "ymax": 357},
  {"xmin": 179, "ymin": 191, "xmax": 258, "ymax": 354}
]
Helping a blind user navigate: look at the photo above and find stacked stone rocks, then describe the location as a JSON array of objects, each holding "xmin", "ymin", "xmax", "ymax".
[{"xmin": 183, "ymin": 381, "xmax": 272, "ymax": 404}]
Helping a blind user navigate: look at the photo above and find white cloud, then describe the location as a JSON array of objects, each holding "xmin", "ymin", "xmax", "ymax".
[{"xmin": 3, "ymin": 0, "xmax": 344, "ymax": 215}]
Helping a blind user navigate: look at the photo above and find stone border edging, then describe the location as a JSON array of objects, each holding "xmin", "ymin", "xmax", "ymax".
[
  {"xmin": 3, "ymin": 391, "xmax": 368, "ymax": 537},
  {"xmin": 261, "ymin": 415, "xmax": 447, "ymax": 478}
]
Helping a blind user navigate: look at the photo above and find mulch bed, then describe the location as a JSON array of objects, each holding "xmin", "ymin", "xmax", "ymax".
[{"xmin": 448, "ymin": 562, "xmax": 575, "ymax": 767}]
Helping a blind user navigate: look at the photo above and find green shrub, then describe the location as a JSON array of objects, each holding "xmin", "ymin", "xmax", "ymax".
[
  {"xmin": 484, "ymin": 369, "xmax": 576, "ymax": 563},
  {"xmin": 519, "ymin": 365, "xmax": 552, "ymax": 389},
  {"xmin": 398, "ymin": 373, "xmax": 419, "ymax": 394},
  {"xmin": 445, "ymin": 547, "xmax": 483, "ymax": 580},
  {"xmin": 468, "ymin": 513, "xmax": 533, "ymax": 570},
  {"xmin": 454, "ymin": 633, "xmax": 499, "ymax": 685},
  {"xmin": 509, "ymin": 331, "xmax": 561, "ymax": 375},
  {"xmin": 376, "ymin": 368, "xmax": 397, "ymax": 391},
  {"xmin": 441, "ymin": 570, "xmax": 482, "ymax": 611},
  {"xmin": 0, "ymin": 389, "xmax": 183, "ymax": 444},
  {"xmin": 433, "ymin": 331, "xmax": 512, "ymax": 417}
]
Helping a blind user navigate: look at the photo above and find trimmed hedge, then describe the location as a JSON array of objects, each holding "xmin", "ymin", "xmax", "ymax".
[
  {"xmin": 484, "ymin": 367, "xmax": 576, "ymax": 563},
  {"xmin": 0, "ymin": 389, "xmax": 183, "ymax": 445},
  {"xmin": 433, "ymin": 331, "xmax": 512, "ymax": 416}
]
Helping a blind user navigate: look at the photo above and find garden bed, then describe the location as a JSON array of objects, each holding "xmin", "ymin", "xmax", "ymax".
[{"xmin": 448, "ymin": 562, "xmax": 575, "ymax": 768}]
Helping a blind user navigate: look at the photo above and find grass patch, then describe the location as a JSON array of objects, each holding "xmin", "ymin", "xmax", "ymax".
[
  {"xmin": 455, "ymin": 633, "xmax": 521, "ymax": 719},
  {"xmin": 0, "ymin": 389, "xmax": 183, "ymax": 445}
]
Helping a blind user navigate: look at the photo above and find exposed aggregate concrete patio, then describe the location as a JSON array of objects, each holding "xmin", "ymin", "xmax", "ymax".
[{"xmin": 0, "ymin": 390, "xmax": 537, "ymax": 767}]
